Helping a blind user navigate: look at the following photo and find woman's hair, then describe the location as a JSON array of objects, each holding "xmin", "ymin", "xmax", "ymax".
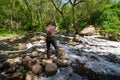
[{"xmin": 46, "ymin": 21, "xmax": 52, "ymax": 26}]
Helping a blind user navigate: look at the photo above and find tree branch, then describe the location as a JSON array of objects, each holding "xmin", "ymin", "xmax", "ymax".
[
  {"xmin": 62, "ymin": 0, "xmax": 69, "ymax": 10},
  {"xmin": 50, "ymin": 0, "xmax": 62, "ymax": 14},
  {"xmin": 75, "ymin": 0, "xmax": 83, "ymax": 5}
]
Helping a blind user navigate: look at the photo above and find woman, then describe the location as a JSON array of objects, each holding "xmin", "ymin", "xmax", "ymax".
[{"xmin": 45, "ymin": 22, "xmax": 59, "ymax": 59}]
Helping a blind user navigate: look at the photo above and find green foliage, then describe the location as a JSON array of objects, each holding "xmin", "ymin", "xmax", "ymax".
[
  {"xmin": 0, "ymin": 0, "xmax": 120, "ymax": 41},
  {"xmin": 0, "ymin": 28, "xmax": 27, "ymax": 36},
  {"xmin": 101, "ymin": 3, "xmax": 120, "ymax": 30},
  {"xmin": 99, "ymin": 2, "xmax": 120, "ymax": 40},
  {"xmin": 78, "ymin": 18, "xmax": 88, "ymax": 30}
]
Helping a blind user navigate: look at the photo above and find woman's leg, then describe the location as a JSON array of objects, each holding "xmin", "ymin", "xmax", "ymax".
[
  {"xmin": 51, "ymin": 37, "xmax": 59, "ymax": 57},
  {"xmin": 46, "ymin": 37, "xmax": 51, "ymax": 58}
]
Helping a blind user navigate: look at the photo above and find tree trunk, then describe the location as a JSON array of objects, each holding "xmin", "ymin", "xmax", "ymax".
[
  {"xmin": 24, "ymin": 0, "xmax": 33, "ymax": 30},
  {"xmin": 72, "ymin": 5, "xmax": 79, "ymax": 34}
]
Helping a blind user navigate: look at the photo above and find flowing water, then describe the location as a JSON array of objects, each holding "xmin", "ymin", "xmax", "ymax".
[{"xmin": 0, "ymin": 33, "xmax": 120, "ymax": 80}]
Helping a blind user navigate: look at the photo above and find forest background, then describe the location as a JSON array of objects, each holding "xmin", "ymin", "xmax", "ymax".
[{"xmin": 0, "ymin": 0, "xmax": 120, "ymax": 41}]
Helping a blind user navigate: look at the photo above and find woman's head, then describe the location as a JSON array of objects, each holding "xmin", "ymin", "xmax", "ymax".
[{"xmin": 46, "ymin": 21, "xmax": 52, "ymax": 26}]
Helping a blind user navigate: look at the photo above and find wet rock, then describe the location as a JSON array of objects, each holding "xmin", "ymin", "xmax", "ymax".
[
  {"xmin": 72, "ymin": 60, "xmax": 100, "ymax": 80},
  {"xmin": 32, "ymin": 41, "xmax": 39, "ymax": 44},
  {"xmin": 90, "ymin": 56, "xmax": 99, "ymax": 61},
  {"xmin": 59, "ymin": 55, "xmax": 69, "ymax": 60},
  {"xmin": 4, "ymin": 58, "xmax": 21, "ymax": 67},
  {"xmin": 45, "ymin": 63, "xmax": 58, "ymax": 76},
  {"xmin": 73, "ymin": 34, "xmax": 82, "ymax": 42},
  {"xmin": 80, "ymin": 25, "xmax": 95, "ymax": 36},
  {"xmin": 50, "ymin": 54, "xmax": 57, "ymax": 60},
  {"xmin": 5, "ymin": 64, "xmax": 16, "ymax": 74},
  {"xmin": 0, "ymin": 63, "xmax": 4, "ymax": 70},
  {"xmin": 22, "ymin": 56, "xmax": 32, "ymax": 69},
  {"xmin": 31, "ymin": 37, "xmax": 37, "ymax": 41},
  {"xmin": 42, "ymin": 59, "xmax": 53, "ymax": 66},
  {"xmin": 31, "ymin": 58, "xmax": 40, "ymax": 65},
  {"xmin": 30, "ymin": 51, "xmax": 39, "ymax": 58},
  {"xmin": 7, "ymin": 72, "xmax": 23, "ymax": 80},
  {"xmin": 39, "ymin": 36, "xmax": 45, "ymax": 40},
  {"xmin": 31, "ymin": 64, "xmax": 42, "ymax": 74},
  {"xmin": 58, "ymin": 49, "xmax": 65, "ymax": 57},
  {"xmin": 18, "ymin": 43, "xmax": 27, "ymax": 50},
  {"xmin": 68, "ymin": 39, "xmax": 74, "ymax": 45},
  {"xmin": 38, "ymin": 49, "xmax": 46, "ymax": 53},
  {"xmin": 55, "ymin": 59, "xmax": 69, "ymax": 68},
  {"xmin": 42, "ymin": 54, "xmax": 48, "ymax": 59},
  {"xmin": 25, "ymin": 71, "xmax": 38, "ymax": 80}
]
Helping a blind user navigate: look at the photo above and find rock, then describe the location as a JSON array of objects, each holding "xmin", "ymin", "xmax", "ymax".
[
  {"xmin": 5, "ymin": 64, "xmax": 16, "ymax": 74},
  {"xmin": 73, "ymin": 34, "xmax": 82, "ymax": 42},
  {"xmin": 7, "ymin": 72, "xmax": 23, "ymax": 80},
  {"xmin": 42, "ymin": 59, "xmax": 53, "ymax": 66},
  {"xmin": 55, "ymin": 59, "xmax": 69, "ymax": 68},
  {"xmin": 18, "ymin": 43, "xmax": 27, "ymax": 50},
  {"xmin": 32, "ymin": 41, "xmax": 39, "ymax": 44},
  {"xmin": 25, "ymin": 71, "xmax": 38, "ymax": 80},
  {"xmin": 59, "ymin": 55, "xmax": 69, "ymax": 60},
  {"xmin": 45, "ymin": 63, "xmax": 58, "ymax": 76},
  {"xmin": 68, "ymin": 39, "xmax": 74, "ymax": 45},
  {"xmin": 31, "ymin": 64, "xmax": 42, "ymax": 74},
  {"xmin": 39, "ymin": 36, "xmax": 45, "ymax": 40},
  {"xmin": 4, "ymin": 58, "xmax": 21, "ymax": 67},
  {"xmin": 31, "ymin": 37, "xmax": 37, "ymax": 41},
  {"xmin": 38, "ymin": 49, "xmax": 46, "ymax": 53},
  {"xmin": 58, "ymin": 49, "xmax": 65, "ymax": 57},
  {"xmin": 13, "ymin": 57, "xmax": 21, "ymax": 64},
  {"xmin": 30, "ymin": 51, "xmax": 39, "ymax": 58},
  {"xmin": 22, "ymin": 56, "xmax": 32, "ymax": 69},
  {"xmin": 31, "ymin": 58, "xmax": 40, "ymax": 65},
  {"xmin": 0, "ymin": 63, "xmax": 4, "ymax": 70},
  {"xmin": 80, "ymin": 25, "xmax": 95, "ymax": 36},
  {"xmin": 42, "ymin": 54, "xmax": 48, "ymax": 59},
  {"xmin": 50, "ymin": 54, "xmax": 57, "ymax": 60}
]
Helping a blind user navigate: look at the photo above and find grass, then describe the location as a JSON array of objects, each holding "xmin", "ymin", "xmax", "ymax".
[{"xmin": 0, "ymin": 29, "xmax": 28, "ymax": 37}]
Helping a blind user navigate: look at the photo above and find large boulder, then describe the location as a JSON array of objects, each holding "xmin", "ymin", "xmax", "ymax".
[
  {"xmin": 45, "ymin": 63, "xmax": 58, "ymax": 76},
  {"xmin": 80, "ymin": 25, "xmax": 95, "ymax": 36},
  {"xmin": 31, "ymin": 64, "xmax": 42, "ymax": 74}
]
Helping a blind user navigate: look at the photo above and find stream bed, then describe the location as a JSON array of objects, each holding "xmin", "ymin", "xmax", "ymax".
[{"xmin": 0, "ymin": 33, "xmax": 120, "ymax": 80}]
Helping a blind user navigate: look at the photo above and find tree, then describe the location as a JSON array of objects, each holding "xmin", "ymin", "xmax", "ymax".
[
  {"xmin": 69, "ymin": 0, "xmax": 83, "ymax": 34},
  {"xmin": 51, "ymin": 0, "xmax": 70, "ymax": 32}
]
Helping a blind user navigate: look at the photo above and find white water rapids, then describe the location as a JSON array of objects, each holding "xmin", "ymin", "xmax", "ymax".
[
  {"xmin": 1, "ymin": 34, "xmax": 120, "ymax": 80},
  {"xmin": 40, "ymin": 35, "xmax": 120, "ymax": 80}
]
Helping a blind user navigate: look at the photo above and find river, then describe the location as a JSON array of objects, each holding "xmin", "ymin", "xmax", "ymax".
[{"xmin": 0, "ymin": 33, "xmax": 120, "ymax": 80}]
